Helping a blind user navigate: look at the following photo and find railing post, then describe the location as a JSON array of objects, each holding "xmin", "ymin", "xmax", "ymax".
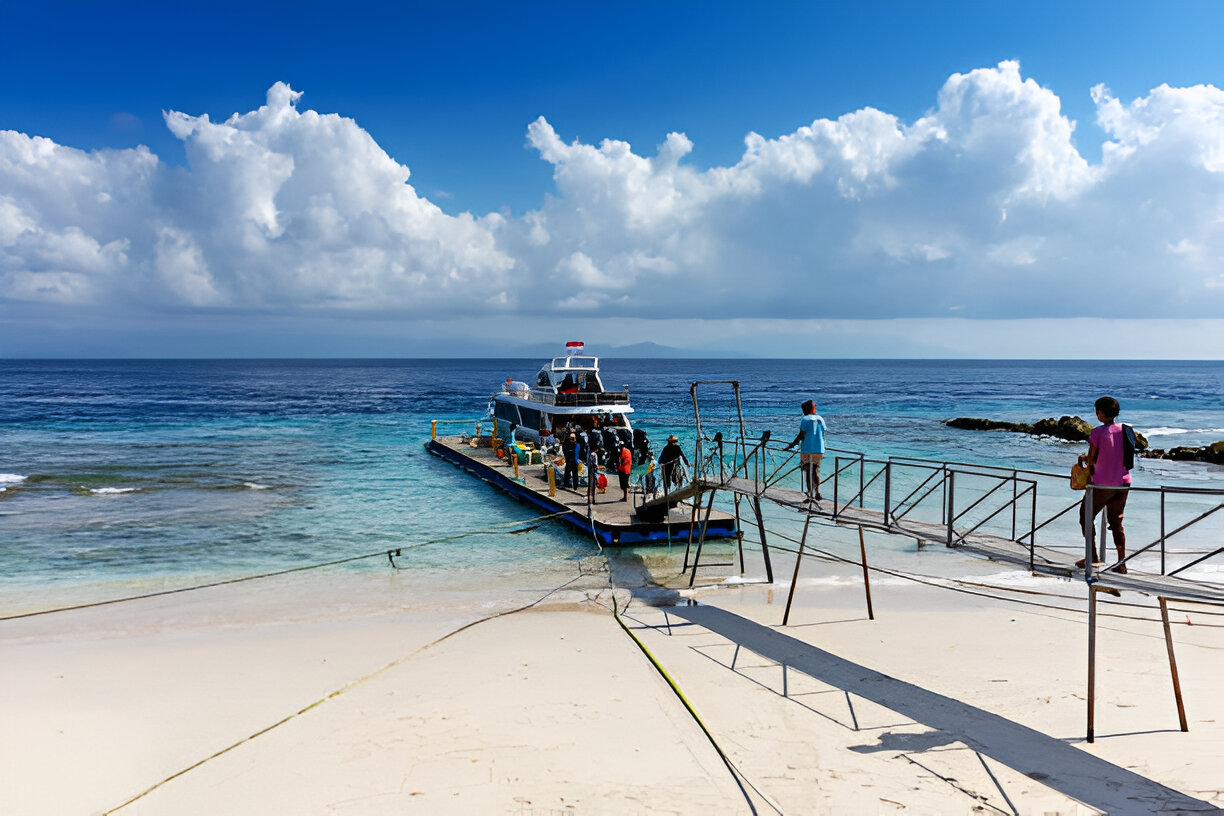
[
  {"xmin": 946, "ymin": 469, "xmax": 955, "ymax": 546},
  {"xmin": 1011, "ymin": 470, "xmax": 1018, "ymax": 541},
  {"xmin": 752, "ymin": 433, "xmax": 758, "ymax": 486},
  {"xmin": 1083, "ymin": 490, "xmax": 1095, "ymax": 581},
  {"xmin": 758, "ymin": 430, "xmax": 770, "ymax": 487},
  {"xmin": 1029, "ymin": 481, "xmax": 1038, "ymax": 572},
  {"xmin": 884, "ymin": 462, "xmax": 892, "ymax": 527},
  {"xmin": 431, "ymin": 419, "xmax": 437, "ymax": 440},
  {"xmin": 941, "ymin": 465, "xmax": 948, "ymax": 526},
  {"xmin": 1087, "ymin": 585, "xmax": 1097, "ymax": 743},
  {"xmin": 859, "ymin": 453, "xmax": 865, "ymax": 509},
  {"xmin": 833, "ymin": 456, "xmax": 839, "ymax": 512},
  {"xmin": 1160, "ymin": 488, "xmax": 1167, "ymax": 575}
]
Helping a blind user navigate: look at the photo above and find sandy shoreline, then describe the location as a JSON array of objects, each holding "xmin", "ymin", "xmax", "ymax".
[{"xmin": 2, "ymin": 546, "xmax": 1222, "ymax": 815}]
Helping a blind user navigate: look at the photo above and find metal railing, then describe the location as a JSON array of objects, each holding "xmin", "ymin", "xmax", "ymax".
[
  {"xmin": 693, "ymin": 432, "xmax": 1224, "ymax": 580},
  {"xmin": 531, "ymin": 390, "xmax": 631, "ymax": 407}
]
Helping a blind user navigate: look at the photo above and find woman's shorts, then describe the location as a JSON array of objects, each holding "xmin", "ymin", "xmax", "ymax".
[{"xmin": 801, "ymin": 452, "xmax": 823, "ymax": 468}]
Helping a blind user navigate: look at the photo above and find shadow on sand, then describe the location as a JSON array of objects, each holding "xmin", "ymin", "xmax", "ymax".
[{"xmin": 664, "ymin": 603, "xmax": 1219, "ymax": 815}]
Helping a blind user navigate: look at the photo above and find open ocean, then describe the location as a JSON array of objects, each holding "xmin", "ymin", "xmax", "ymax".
[{"xmin": 3, "ymin": 358, "xmax": 1223, "ymax": 607}]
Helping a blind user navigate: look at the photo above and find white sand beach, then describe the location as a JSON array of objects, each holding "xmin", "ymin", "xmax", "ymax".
[{"xmin": 2, "ymin": 548, "xmax": 1222, "ymax": 815}]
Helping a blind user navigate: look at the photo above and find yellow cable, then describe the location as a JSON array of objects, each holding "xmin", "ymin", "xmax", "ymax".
[{"xmin": 102, "ymin": 572, "xmax": 586, "ymax": 814}]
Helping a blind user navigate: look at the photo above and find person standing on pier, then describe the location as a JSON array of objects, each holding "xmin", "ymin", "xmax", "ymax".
[
  {"xmin": 562, "ymin": 432, "xmax": 579, "ymax": 490},
  {"xmin": 587, "ymin": 445, "xmax": 602, "ymax": 504},
  {"xmin": 618, "ymin": 443, "xmax": 633, "ymax": 502},
  {"xmin": 1077, "ymin": 396, "xmax": 1131, "ymax": 573},
  {"xmin": 784, "ymin": 400, "xmax": 827, "ymax": 501}
]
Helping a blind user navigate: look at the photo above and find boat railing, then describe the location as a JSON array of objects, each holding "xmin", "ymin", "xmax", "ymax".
[{"xmin": 530, "ymin": 390, "xmax": 631, "ymax": 407}]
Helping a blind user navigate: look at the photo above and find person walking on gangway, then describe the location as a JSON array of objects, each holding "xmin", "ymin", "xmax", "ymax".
[
  {"xmin": 784, "ymin": 399, "xmax": 827, "ymax": 501},
  {"xmin": 658, "ymin": 435, "xmax": 689, "ymax": 490},
  {"xmin": 1076, "ymin": 395, "xmax": 1133, "ymax": 573}
]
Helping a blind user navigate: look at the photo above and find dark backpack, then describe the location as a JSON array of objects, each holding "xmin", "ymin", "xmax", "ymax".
[{"xmin": 1122, "ymin": 424, "xmax": 1137, "ymax": 470}]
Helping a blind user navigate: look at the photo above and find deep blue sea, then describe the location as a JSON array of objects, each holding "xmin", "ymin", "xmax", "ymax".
[{"xmin": 3, "ymin": 358, "xmax": 1223, "ymax": 604}]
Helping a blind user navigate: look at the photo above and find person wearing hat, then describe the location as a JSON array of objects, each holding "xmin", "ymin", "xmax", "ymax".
[{"xmin": 657, "ymin": 435, "xmax": 689, "ymax": 491}]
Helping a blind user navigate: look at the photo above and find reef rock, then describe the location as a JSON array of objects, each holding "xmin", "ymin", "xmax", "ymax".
[
  {"xmin": 1030, "ymin": 415, "xmax": 1094, "ymax": 442},
  {"xmin": 1144, "ymin": 441, "xmax": 1224, "ymax": 464},
  {"xmin": 945, "ymin": 416, "xmax": 1148, "ymax": 448},
  {"xmin": 944, "ymin": 417, "xmax": 1032, "ymax": 433}
]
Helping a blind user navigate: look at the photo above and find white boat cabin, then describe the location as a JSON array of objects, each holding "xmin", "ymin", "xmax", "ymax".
[{"xmin": 487, "ymin": 343, "xmax": 635, "ymax": 447}]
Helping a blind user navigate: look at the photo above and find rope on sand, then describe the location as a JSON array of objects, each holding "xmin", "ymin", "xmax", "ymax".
[
  {"xmin": 583, "ymin": 506, "xmax": 778, "ymax": 816},
  {"xmin": 611, "ymin": 598, "xmax": 782, "ymax": 815},
  {"xmin": 0, "ymin": 510, "xmax": 575, "ymax": 622},
  {"xmin": 101, "ymin": 570, "xmax": 588, "ymax": 815}
]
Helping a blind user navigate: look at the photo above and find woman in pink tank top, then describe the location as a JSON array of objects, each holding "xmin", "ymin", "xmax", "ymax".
[{"xmin": 1077, "ymin": 396, "xmax": 1131, "ymax": 573}]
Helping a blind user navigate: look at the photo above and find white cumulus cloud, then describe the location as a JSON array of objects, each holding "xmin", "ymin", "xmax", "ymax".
[
  {"xmin": 509, "ymin": 60, "xmax": 1223, "ymax": 319},
  {"xmin": 2, "ymin": 63, "xmax": 1223, "ymax": 336},
  {"xmin": 1, "ymin": 83, "xmax": 514, "ymax": 316}
]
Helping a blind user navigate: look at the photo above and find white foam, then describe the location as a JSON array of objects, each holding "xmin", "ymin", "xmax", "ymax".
[
  {"xmin": 1141, "ymin": 427, "xmax": 1224, "ymax": 438},
  {"xmin": 243, "ymin": 482, "xmax": 270, "ymax": 490},
  {"xmin": 89, "ymin": 487, "xmax": 139, "ymax": 495},
  {"xmin": 0, "ymin": 473, "xmax": 26, "ymax": 485},
  {"xmin": 961, "ymin": 570, "xmax": 1071, "ymax": 589}
]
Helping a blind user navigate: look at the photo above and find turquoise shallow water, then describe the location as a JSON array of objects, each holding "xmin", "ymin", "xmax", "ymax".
[{"xmin": 2, "ymin": 358, "xmax": 1223, "ymax": 604}]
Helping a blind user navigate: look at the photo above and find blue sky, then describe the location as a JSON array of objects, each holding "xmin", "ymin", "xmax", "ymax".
[{"xmin": 2, "ymin": 1, "xmax": 1224, "ymax": 357}]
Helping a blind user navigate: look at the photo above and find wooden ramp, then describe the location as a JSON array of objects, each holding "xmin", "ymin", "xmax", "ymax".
[{"xmin": 635, "ymin": 481, "xmax": 700, "ymax": 522}]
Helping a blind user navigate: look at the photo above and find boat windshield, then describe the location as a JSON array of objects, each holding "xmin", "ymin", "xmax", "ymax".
[
  {"xmin": 544, "ymin": 356, "xmax": 602, "ymax": 393},
  {"xmin": 552, "ymin": 355, "xmax": 598, "ymax": 370}
]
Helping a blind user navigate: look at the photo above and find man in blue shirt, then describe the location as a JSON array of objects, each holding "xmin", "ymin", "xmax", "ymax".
[{"xmin": 784, "ymin": 400, "xmax": 827, "ymax": 501}]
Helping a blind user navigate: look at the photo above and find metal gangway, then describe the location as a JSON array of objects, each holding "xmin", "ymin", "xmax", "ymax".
[{"xmin": 676, "ymin": 380, "xmax": 1224, "ymax": 743}]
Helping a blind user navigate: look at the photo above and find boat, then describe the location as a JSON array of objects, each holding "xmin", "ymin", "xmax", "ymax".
[
  {"xmin": 483, "ymin": 340, "xmax": 644, "ymax": 455},
  {"xmin": 425, "ymin": 342, "xmax": 739, "ymax": 546}
]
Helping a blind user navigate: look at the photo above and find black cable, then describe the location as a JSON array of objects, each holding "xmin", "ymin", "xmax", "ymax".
[{"xmin": 1, "ymin": 511, "xmax": 575, "ymax": 622}]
